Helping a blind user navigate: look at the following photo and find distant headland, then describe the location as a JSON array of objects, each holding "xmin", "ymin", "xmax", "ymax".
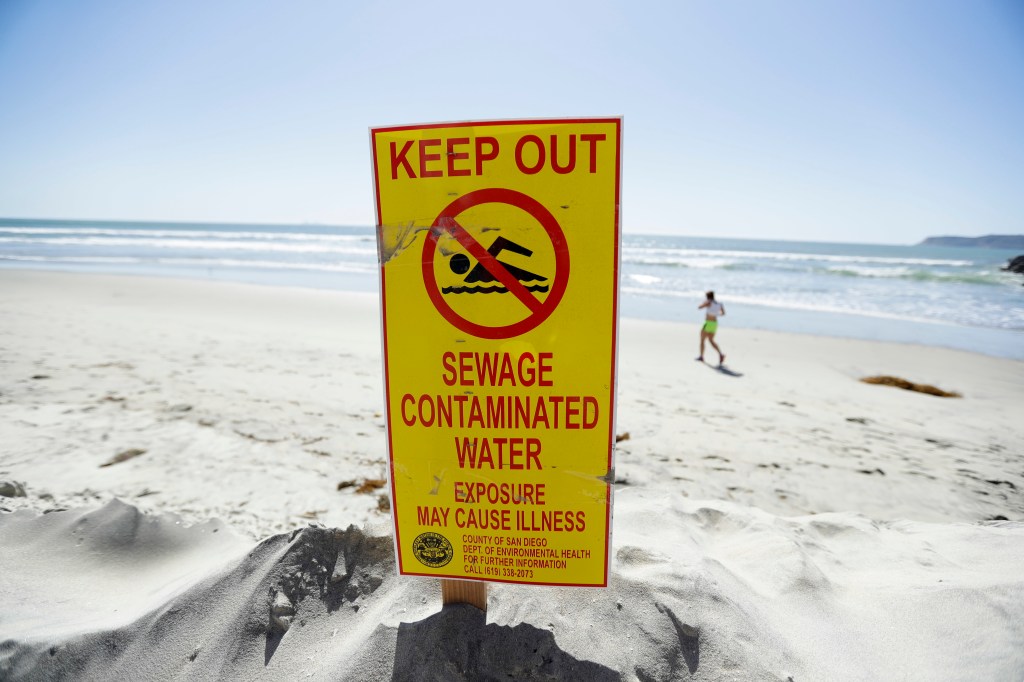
[{"xmin": 919, "ymin": 235, "xmax": 1024, "ymax": 249}]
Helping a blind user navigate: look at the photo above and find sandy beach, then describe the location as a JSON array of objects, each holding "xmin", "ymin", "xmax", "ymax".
[{"xmin": 2, "ymin": 269, "xmax": 1023, "ymax": 680}]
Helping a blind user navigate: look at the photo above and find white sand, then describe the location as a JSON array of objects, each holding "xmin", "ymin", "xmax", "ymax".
[{"xmin": 2, "ymin": 270, "xmax": 1023, "ymax": 680}]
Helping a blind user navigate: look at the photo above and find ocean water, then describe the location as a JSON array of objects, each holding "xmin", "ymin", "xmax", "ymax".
[{"xmin": 2, "ymin": 218, "xmax": 1022, "ymax": 360}]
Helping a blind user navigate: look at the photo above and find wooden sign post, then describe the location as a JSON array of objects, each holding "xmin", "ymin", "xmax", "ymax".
[{"xmin": 442, "ymin": 579, "xmax": 488, "ymax": 611}]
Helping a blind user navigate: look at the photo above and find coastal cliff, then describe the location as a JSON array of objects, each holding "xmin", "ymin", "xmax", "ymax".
[{"xmin": 919, "ymin": 235, "xmax": 1024, "ymax": 249}]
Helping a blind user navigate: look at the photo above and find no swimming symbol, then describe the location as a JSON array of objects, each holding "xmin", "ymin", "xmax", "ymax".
[
  {"xmin": 443, "ymin": 236, "xmax": 549, "ymax": 296},
  {"xmin": 422, "ymin": 188, "xmax": 570, "ymax": 340}
]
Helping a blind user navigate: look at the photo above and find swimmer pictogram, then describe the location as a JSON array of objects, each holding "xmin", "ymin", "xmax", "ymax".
[
  {"xmin": 422, "ymin": 188, "xmax": 570, "ymax": 340},
  {"xmin": 443, "ymin": 236, "xmax": 549, "ymax": 295}
]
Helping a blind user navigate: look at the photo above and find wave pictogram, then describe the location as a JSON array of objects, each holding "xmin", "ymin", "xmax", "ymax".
[{"xmin": 441, "ymin": 284, "xmax": 550, "ymax": 295}]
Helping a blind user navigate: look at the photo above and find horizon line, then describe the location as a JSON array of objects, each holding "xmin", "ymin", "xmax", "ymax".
[{"xmin": 4, "ymin": 215, "xmax": 1020, "ymax": 248}]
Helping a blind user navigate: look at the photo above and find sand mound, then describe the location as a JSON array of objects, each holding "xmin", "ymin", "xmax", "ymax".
[{"xmin": 3, "ymin": 497, "xmax": 1023, "ymax": 680}]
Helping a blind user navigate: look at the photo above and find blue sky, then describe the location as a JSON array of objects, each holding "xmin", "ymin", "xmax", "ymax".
[{"xmin": 0, "ymin": 0, "xmax": 1021, "ymax": 243}]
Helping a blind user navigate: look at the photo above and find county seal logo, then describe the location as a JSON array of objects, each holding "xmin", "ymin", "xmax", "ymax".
[{"xmin": 411, "ymin": 532, "xmax": 453, "ymax": 568}]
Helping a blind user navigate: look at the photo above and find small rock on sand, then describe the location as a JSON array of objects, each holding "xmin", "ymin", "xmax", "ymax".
[
  {"xmin": 330, "ymin": 552, "xmax": 348, "ymax": 583},
  {"xmin": 0, "ymin": 481, "xmax": 27, "ymax": 497},
  {"xmin": 270, "ymin": 591, "xmax": 295, "ymax": 632}
]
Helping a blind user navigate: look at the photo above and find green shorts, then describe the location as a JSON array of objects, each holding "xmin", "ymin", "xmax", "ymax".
[{"xmin": 703, "ymin": 320, "xmax": 718, "ymax": 334}]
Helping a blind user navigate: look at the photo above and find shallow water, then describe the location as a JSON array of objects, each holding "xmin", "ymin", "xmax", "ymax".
[{"xmin": 2, "ymin": 218, "xmax": 1021, "ymax": 359}]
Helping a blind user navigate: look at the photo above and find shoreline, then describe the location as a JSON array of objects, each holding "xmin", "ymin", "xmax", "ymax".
[{"xmin": 4, "ymin": 262, "xmax": 1022, "ymax": 361}]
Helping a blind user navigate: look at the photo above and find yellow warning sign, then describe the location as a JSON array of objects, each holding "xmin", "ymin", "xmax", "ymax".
[{"xmin": 371, "ymin": 118, "xmax": 621, "ymax": 586}]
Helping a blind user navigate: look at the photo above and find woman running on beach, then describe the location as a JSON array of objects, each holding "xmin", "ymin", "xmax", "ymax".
[{"xmin": 697, "ymin": 291, "xmax": 726, "ymax": 365}]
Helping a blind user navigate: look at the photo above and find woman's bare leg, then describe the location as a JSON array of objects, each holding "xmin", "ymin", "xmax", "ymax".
[{"xmin": 708, "ymin": 334, "xmax": 724, "ymax": 363}]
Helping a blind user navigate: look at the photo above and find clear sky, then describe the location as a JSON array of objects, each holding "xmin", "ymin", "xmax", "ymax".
[{"xmin": 0, "ymin": 0, "xmax": 1021, "ymax": 243}]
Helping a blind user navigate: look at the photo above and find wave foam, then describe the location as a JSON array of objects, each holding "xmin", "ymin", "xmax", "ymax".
[
  {"xmin": 0, "ymin": 236, "xmax": 377, "ymax": 256},
  {"xmin": 0, "ymin": 226, "xmax": 372, "ymax": 242},
  {"xmin": 623, "ymin": 246, "xmax": 973, "ymax": 268},
  {"xmin": 0, "ymin": 255, "xmax": 376, "ymax": 274}
]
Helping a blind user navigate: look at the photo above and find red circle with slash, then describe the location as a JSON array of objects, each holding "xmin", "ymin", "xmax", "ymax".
[{"xmin": 422, "ymin": 188, "xmax": 570, "ymax": 339}]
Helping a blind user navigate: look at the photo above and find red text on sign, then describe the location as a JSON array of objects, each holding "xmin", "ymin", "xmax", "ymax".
[
  {"xmin": 454, "ymin": 481, "xmax": 546, "ymax": 505},
  {"xmin": 399, "ymin": 393, "xmax": 599, "ymax": 429},
  {"xmin": 390, "ymin": 137, "xmax": 499, "ymax": 179},
  {"xmin": 442, "ymin": 351, "xmax": 553, "ymax": 387},
  {"xmin": 455, "ymin": 436, "xmax": 542, "ymax": 469},
  {"xmin": 515, "ymin": 134, "xmax": 606, "ymax": 175},
  {"xmin": 388, "ymin": 133, "xmax": 606, "ymax": 179},
  {"xmin": 417, "ymin": 505, "xmax": 449, "ymax": 526}
]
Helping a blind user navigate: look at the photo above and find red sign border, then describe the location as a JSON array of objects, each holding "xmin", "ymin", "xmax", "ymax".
[{"xmin": 370, "ymin": 117, "xmax": 622, "ymax": 588}]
